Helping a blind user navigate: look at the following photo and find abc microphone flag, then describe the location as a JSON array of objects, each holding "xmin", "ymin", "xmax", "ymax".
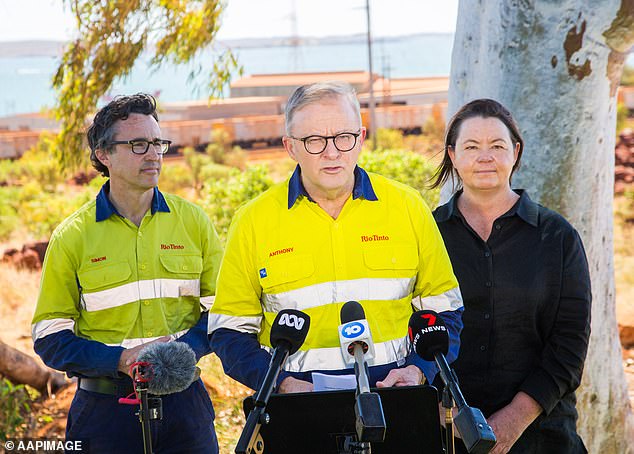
[{"xmin": 270, "ymin": 309, "xmax": 310, "ymax": 356}]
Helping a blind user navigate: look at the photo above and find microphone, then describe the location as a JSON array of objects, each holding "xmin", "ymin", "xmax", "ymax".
[
  {"xmin": 136, "ymin": 341, "xmax": 199, "ymax": 395},
  {"xmin": 407, "ymin": 310, "xmax": 450, "ymax": 361},
  {"xmin": 270, "ymin": 309, "xmax": 310, "ymax": 356},
  {"xmin": 236, "ymin": 309, "xmax": 310, "ymax": 454},
  {"xmin": 339, "ymin": 301, "xmax": 385, "ymax": 443},
  {"xmin": 339, "ymin": 300, "xmax": 375, "ymax": 367},
  {"xmin": 408, "ymin": 310, "xmax": 496, "ymax": 454}
]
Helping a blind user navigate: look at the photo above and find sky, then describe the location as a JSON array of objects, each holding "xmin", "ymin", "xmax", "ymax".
[{"xmin": 0, "ymin": 0, "xmax": 459, "ymax": 42}]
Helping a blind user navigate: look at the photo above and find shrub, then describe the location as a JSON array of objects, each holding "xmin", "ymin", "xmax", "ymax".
[
  {"xmin": 19, "ymin": 185, "xmax": 94, "ymax": 240},
  {"xmin": 200, "ymin": 162, "xmax": 233, "ymax": 184},
  {"xmin": 183, "ymin": 147, "xmax": 208, "ymax": 194},
  {"xmin": 0, "ymin": 187, "xmax": 20, "ymax": 240},
  {"xmin": 222, "ymin": 147, "xmax": 247, "ymax": 170},
  {"xmin": 0, "ymin": 378, "xmax": 32, "ymax": 439},
  {"xmin": 359, "ymin": 149, "xmax": 440, "ymax": 208},
  {"xmin": 206, "ymin": 128, "xmax": 233, "ymax": 164},
  {"xmin": 365, "ymin": 128, "xmax": 405, "ymax": 151},
  {"xmin": 159, "ymin": 162, "xmax": 194, "ymax": 196},
  {"xmin": 617, "ymin": 102, "xmax": 629, "ymax": 134},
  {"xmin": 200, "ymin": 165, "xmax": 273, "ymax": 242}
]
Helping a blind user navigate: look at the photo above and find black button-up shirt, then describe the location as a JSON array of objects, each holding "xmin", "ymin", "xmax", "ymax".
[{"xmin": 433, "ymin": 190, "xmax": 591, "ymax": 452}]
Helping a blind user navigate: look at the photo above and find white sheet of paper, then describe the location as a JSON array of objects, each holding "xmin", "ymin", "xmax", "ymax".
[{"xmin": 311, "ymin": 372, "xmax": 357, "ymax": 392}]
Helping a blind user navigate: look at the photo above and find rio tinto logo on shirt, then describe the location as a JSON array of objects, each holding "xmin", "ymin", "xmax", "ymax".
[
  {"xmin": 360, "ymin": 234, "xmax": 389, "ymax": 243},
  {"xmin": 161, "ymin": 243, "xmax": 185, "ymax": 250}
]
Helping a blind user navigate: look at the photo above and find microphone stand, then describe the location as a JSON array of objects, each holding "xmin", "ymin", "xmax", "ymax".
[
  {"xmin": 442, "ymin": 386, "xmax": 455, "ymax": 454},
  {"xmin": 235, "ymin": 345, "xmax": 289, "ymax": 454},
  {"xmin": 434, "ymin": 353, "xmax": 496, "ymax": 454},
  {"xmin": 137, "ymin": 380, "xmax": 153, "ymax": 454},
  {"xmin": 350, "ymin": 345, "xmax": 386, "ymax": 453},
  {"xmin": 118, "ymin": 362, "xmax": 163, "ymax": 454}
]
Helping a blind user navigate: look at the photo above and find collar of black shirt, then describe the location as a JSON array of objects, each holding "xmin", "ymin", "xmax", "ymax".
[{"xmin": 434, "ymin": 189, "xmax": 538, "ymax": 227}]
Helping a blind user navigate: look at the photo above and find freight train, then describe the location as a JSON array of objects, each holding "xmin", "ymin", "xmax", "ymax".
[{"xmin": 159, "ymin": 103, "xmax": 446, "ymax": 152}]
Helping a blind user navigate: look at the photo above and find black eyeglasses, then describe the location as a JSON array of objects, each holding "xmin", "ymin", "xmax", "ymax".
[
  {"xmin": 289, "ymin": 131, "xmax": 361, "ymax": 155},
  {"xmin": 107, "ymin": 139, "xmax": 172, "ymax": 155}
]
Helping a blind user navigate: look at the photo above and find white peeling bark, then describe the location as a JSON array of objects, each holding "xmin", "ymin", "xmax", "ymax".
[{"xmin": 445, "ymin": 1, "xmax": 634, "ymax": 452}]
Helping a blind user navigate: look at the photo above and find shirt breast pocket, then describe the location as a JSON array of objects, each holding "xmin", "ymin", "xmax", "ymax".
[
  {"xmin": 363, "ymin": 244, "xmax": 418, "ymax": 277},
  {"xmin": 78, "ymin": 262, "xmax": 132, "ymax": 293},
  {"xmin": 159, "ymin": 254, "xmax": 203, "ymax": 278},
  {"xmin": 258, "ymin": 254, "xmax": 315, "ymax": 294}
]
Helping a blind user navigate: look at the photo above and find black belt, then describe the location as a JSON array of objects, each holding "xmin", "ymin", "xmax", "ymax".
[{"xmin": 78, "ymin": 377, "xmax": 135, "ymax": 397}]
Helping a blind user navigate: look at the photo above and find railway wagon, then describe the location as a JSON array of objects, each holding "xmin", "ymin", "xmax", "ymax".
[
  {"xmin": 0, "ymin": 130, "xmax": 41, "ymax": 159},
  {"xmin": 161, "ymin": 103, "xmax": 445, "ymax": 151}
]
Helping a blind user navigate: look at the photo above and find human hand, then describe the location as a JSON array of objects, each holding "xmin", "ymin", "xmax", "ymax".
[
  {"xmin": 278, "ymin": 377, "xmax": 314, "ymax": 394},
  {"xmin": 117, "ymin": 336, "xmax": 170, "ymax": 376},
  {"xmin": 376, "ymin": 365, "xmax": 423, "ymax": 388},
  {"xmin": 487, "ymin": 392, "xmax": 542, "ymax": 454}
]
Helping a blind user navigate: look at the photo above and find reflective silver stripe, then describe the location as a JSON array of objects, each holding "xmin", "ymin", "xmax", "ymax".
[
  {"xmin": 106, "ymin": 329, "xmax": 189, "ymax": 348},
  {"xmin": 416, "ymin": 287, "xmax": 463, "ymax": 312},
  {"xmin": 263, "ymin": 336, "xmax": 410, "ymax": 372},
  {"xmin": 199, "ymin": 295, "xmax": 215, "ymax": 311},
  {"xmin": 261, "ymin": 277, "xmax": 416, "ymax": 312},
  {"xmin": 32, "ymin": 318, "xmax": 75, "ymax": 341},
  {"xmin": 208, "ymin": 312, "xmax": 262, "ymax": 335},
  {"xmin": 82, "ymin": 279, "xmax": 201, "ymax": 312}
]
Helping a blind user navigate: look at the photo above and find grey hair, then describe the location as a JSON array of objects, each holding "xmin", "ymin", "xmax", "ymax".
[{"xmin": 284, "ymin": 81, "xmax": 361, "ymax": 135}]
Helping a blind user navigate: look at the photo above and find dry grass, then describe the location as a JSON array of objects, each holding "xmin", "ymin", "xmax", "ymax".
[
  {"xmin": 0, "ymin": 265, "xmax": 40, "ymax": 355},
  {"xmin": 199, "ymin": 355, "xmax": 251, "ymax": 452}
]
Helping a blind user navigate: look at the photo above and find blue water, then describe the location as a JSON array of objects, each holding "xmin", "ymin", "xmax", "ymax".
[
  {"xmin": 0, "ymin": 34, "xmax": 454, "ymax": 117},
  {"xmin": 1, "ymin": 33, "xmax": 632, "ymax": 118}
]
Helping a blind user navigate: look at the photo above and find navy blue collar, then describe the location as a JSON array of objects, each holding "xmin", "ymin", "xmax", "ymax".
[
  {"xmin": 95, "ymin": 181, "xmax": 170, "ymax": 222},
  {"xmin": 435, "ymin": 189, "xmax": 538, "ymax": 227},
  {"xmin": 287, "ymin": 165, "xmax": 378, "ymax": 209}
]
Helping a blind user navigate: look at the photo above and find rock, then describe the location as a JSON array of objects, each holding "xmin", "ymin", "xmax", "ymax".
[
  {"xmin": 1, "ymin": 241, "xmax": 49, "ymax": 271},
  {"xmin": 620, "ymin": 324, "xmax": 634, "ymax": 350}
]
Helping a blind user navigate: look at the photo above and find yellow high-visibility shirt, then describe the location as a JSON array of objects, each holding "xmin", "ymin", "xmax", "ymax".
[
  {"xmin": 209, "ymin": 169, "xmax": 462, "ymax": 372},
  {"xmin": 33, "ymin": 185, "xmax": 223, "ymax": 348}
]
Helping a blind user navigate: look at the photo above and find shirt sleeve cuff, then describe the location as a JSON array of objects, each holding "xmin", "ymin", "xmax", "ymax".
[
  {"xmin": 405, "ymin": 352, "xmax": 438, "ymax": 384},
  {"xmin": 276, "ymin": 370, "xmax": 293, "ymax": 390},
  {"xmin": 518, "ymin": 368, "xmax": 560, "ymax": 415}
]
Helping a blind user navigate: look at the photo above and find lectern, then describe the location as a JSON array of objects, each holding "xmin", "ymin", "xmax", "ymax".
[{"xmin": 242, "ymin": 385, "xmax": 442, "ymax": 454}]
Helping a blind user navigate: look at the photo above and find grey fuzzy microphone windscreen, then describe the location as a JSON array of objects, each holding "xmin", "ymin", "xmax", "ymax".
[{"xmin": 136, "ymin": 341, "xmax": 198, "ymax": 395}]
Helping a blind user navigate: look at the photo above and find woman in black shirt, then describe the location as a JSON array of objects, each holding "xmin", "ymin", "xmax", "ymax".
[{"xmin": 431, "ymin": 99, "xmax": 591, "ymax": 454}]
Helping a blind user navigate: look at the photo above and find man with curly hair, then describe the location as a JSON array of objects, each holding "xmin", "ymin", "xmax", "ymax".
[{"xmin": 32, "ymin": 94, "xmax": 222, "ymax": 453}]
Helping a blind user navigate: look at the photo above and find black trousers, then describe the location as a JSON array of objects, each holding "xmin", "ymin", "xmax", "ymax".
[
  {"xmin": 448, "ymin": 412, "xmax": 587, "ymax": 454},
  {"xmin": 66, "ymin": 378, "xmax": 218, "ymax": 454}
]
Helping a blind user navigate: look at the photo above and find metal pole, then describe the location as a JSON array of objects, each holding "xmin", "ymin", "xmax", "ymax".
[
  {"xmin": 138, "ymin": 387, "xmax": 153, "ymax": 454},
  {"xmin": 366, "ymin": 0, "xmax": 376, "ymax": 144}
]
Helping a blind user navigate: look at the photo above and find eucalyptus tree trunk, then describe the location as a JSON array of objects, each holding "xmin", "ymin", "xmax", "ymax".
[{"xmin": 446, "ymin": 1, "xmax": 634, "ymax": 451}]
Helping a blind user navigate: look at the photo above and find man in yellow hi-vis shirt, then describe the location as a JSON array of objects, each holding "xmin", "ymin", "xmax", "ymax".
[
  {"xmin": 32, "ymin": 94, "xmax": 221, "ymax": 453},
  {"xmin": 209, "ymin": 81, "xmax": 463, "ymax": 394}
]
